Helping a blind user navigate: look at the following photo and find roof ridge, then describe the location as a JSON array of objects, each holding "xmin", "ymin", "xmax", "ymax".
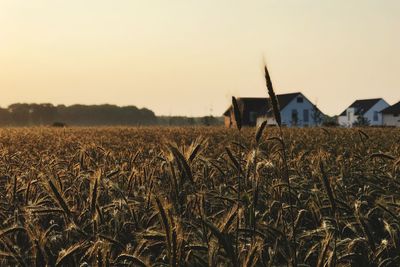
[
  {"xmin": 339, "ymin": 98, "xmax": 385, "ymax": 116},
  {"xmin": 381, "ymin": 101, "xmax": 400, "ymax": 114}
]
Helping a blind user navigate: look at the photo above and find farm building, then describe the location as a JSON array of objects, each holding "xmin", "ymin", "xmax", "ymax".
[
  {"xmin": 223, "ymin": 97, "xmax": 268, "ymax": 128},
  {"xmin": 223, "ymin": 92, "xmax": 324, "ymax": 127},
  {"xmin": 381, "ymin": 101, "xmax": 400, "ymax": 127},
  {"xmin": 338, "ymin": 98, "xmax": 389, "ymax": 127}
]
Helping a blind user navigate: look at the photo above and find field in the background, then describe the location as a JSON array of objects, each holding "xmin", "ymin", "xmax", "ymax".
[{"xmin": 0, "ymin": 127, "xmax": 400, "ymax": 266}]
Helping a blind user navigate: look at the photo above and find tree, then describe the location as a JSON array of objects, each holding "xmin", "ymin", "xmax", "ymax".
[
  {"xmin": 311, "ymin": 104, "xmax": 323, "ymax": 126},
  {"xmin": 30, "ymin": 104, "xmax": 58, "ymax": 125},
  {"xmin": 322, "ymin": 116, "xmax": 339, "ymax": 127},
  {"xmin": 201, "ymin": 116, "xmax": 220, "ymax": 126},
  {"xmin": 0, "ymin": 108, "xmax": 11, "ymax": 126},
  {"xmin": 353, "ymin": 115, "xmax": 370, "ymax": 127},
  {"xmin": 8, "ymin": 103, "xmax": 31, "ymax": 126},
  {"xmin": 2, "ymin": 103, "xmax": 157, "ymax": 126}
]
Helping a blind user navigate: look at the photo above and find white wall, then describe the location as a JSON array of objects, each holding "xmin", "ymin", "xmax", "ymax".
[
  {"xmin": 338, "ymin": 116, "xmax": 347, "ymax": 126},
  {"xmin": 383, "ymin": 114, "xmax": 400, "ymax": 127},
  {"xmin": 256, "ymin": 116, "xmax": 268, "ymax": 127},
  {"xmin": 280, "ymin": 94, "xmax": 321, "ymax": 127},
  {"xmin": 363, "ymin": 99, "xmax": 389, "ymax": 126},
  {"xmin": 338, "ymin": 99, "xmax": 389, "ymax": 127},
  {"xmin": 338, "ymin": 107, "xmax": 357, "ymax": 127}
]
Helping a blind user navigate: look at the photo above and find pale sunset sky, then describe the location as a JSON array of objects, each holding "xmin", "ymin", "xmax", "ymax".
[{"xmin": 1, "ymin": 0, "xmax": 399, "ymax": 116}]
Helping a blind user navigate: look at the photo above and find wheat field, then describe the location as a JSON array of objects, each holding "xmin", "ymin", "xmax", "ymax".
[{"xmin": 0, "ymin": 126, "xmax": 399, "ymax": 266}]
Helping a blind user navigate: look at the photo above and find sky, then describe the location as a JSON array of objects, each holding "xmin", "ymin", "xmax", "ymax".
[{"xmin": 1, "ymin": 0, "xmax": 399, "ymax": 116}]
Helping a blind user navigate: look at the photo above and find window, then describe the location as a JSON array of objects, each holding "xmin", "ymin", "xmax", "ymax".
[
  {"xmin": 347, "ymin": 110, "xmax": 351, "ymax": 121},
  {"xmin": 373, "ymin": 111, "xmax": 379, "ymax": 121},
  {"xmin": 291, "ymin": 109, "xmax": 298, "ymax": 125},
  {"xmin": 297, "ymin": 97, "xmax": 304, "ymax": 103},
  {"xmin": 303, "ymin": 109, "xmax": 309, "ymax": 122},
  {"xmin": 249, "ymin": 112, "xmax": 257, "ymax": 123}
]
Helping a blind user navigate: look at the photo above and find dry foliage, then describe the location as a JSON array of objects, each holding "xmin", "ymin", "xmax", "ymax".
[{"xmin": 0, "ymin": 126, "xmax": 400, "ymax": 266}]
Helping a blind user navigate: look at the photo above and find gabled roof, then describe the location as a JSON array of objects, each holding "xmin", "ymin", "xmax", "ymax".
[
  {"xmin": 223, "ymin": 92, "xmax": 301, "ymax": 116},
  {"xmin": 276, "ymin": 92, "xmax": 302, "ymax": 110},
  {"xmin": 381, "ymin": 101, "xmax": 400, "ymax": 114},
  {"xmin": 223, "ymin": 97, "xmax": 268, "ymax": 116},
  {"xmin": 339, "ymin": 98, "xmax": 383, "ymax": 116},
  {"xmin": 238, "ymin": 98, "xmax": 269, "ymax": 110}
]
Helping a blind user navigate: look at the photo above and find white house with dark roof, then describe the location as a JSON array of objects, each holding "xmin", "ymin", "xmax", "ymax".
[
  {"xmin": 338, "ymin": 98, "xmax": 389, "ymax": 127},
  {"xmin": 223, "ymin": 92, "xmax": 324, "ymax": 127},
  {"xmin": 381, "ymin": 101, "xmax": 400, "ymax": 127}
]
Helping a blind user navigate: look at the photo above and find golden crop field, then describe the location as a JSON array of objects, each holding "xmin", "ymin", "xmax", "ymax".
[{"xmin": 0, "ymin": 127, "xmax": 400, "ymax": 266}]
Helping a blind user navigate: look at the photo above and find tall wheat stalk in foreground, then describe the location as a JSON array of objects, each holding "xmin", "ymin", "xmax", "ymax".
[
  {"xmin": 231, "ymin": 96, "xmax": 242, "ymax": 260},
  {"xmin": 264, "ymin": 63, "xmax": 297, "ymax": 267}
]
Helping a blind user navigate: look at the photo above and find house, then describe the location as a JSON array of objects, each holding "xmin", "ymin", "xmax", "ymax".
[
  {"xmin": 338, "ymin": 98, "xmax": 389, "ymax": 127},
  {"xmin": 381, "ymin": 101, "xmax": 400, "ymax": 127},
  {"xmin": 223, "ymin": 97, "xmax": 267, "ymax": 128},
  {"xmin": 223, "ymin": 92, "xmax": 324, "ymax": 127}
]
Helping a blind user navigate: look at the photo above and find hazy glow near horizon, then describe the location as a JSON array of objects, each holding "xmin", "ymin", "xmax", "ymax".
[{"xmin": 1, "ymin": 0, "xmax": 399, "ymax": 116}]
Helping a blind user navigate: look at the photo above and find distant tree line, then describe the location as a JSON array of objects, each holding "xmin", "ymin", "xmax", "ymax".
[
  {"xmin": 0, "ymin": 103, "xmax": 157, "ymax": 126},
  {"xmin": 0, "ymin": 103, "xmax": 224, "ymax": 127},
  {"xmin": 157, "ymin": 116, "xmax": 223, "ymax": 126}
]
